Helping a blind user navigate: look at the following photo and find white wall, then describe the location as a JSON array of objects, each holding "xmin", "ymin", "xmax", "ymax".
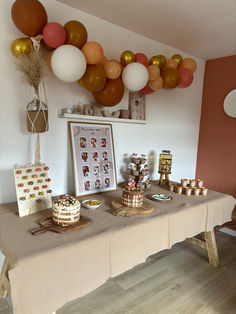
[{"xmin": 0, "ymin": 0, "xmax": 205, "ymax": 264}]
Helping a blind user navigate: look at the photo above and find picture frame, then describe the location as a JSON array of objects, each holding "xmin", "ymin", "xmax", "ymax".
[
  {"xmin": 129, "ymin": 92, "xmax": 146, "ymax": 120},
  {"xmin": 68, "ymin": 121, "xmax": 117, "ymax": 198}
]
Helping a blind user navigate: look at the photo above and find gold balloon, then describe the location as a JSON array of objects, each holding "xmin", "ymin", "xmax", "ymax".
[
  {"xmin": 120, "ymin": 50, "xmax": 135, "ymax": 66},
  {"xmin": 171, "ymin": 54, "xmax": 182, "ymax": 66},
  {"xmin": 149, "ymin": 55, "xmax": 166, "ymax": 69},
  {"xmin": 11, "ymin": 37, "xmax": 32, "ymax": 58}
]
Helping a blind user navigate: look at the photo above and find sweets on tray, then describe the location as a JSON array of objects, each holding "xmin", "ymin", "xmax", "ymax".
[{"xmin": 53, "ymin": 195, "xmax": 80, "ymax": 226}]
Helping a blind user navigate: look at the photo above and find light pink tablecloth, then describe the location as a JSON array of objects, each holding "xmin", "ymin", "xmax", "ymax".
[{"xmin": 0, "ymin": 185, "xmax": 235, "ymax": 314}]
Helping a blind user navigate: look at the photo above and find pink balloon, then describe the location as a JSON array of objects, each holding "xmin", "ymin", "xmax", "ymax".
[
  {"xmin": 178, "ymin": 67, "xmax": 194, "ymax": 88},
  {"xmin": 43, "ymin": 22, "xmax": 66, "ymax": 48},
  {"xmin": 135, "ymin": 53, "xmax": 148, "ymax": 67},
  {"xmin": 140, "ymin": 83, "xmax": 154, "ymax": 95}
]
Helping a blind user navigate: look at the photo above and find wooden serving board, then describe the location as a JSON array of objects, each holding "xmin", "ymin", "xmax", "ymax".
[
  {"xmin": 111, "ymin": 200, "xmax": 154, "ymax": 217},
  {"xmin": 31, "ymin": 215, "xmax": 91, "ymax": 236}
]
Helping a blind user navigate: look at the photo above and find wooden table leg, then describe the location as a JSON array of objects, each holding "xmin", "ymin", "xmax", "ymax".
[
  {"xmin": 0, "ymin": 257, "xmax": 11, "ymax": 298},
  {"xmin": 204, "ymin": 230, "xmax": 219, "ymax": 267},
  {"xmin": 187, "ymin": 229, "xmax": 219, "ymax": 267}
]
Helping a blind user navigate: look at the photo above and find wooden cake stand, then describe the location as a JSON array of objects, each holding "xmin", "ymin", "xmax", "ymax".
[{"xmin": 111, "ymin": 200, "xmax": 154, "ymax": 217}]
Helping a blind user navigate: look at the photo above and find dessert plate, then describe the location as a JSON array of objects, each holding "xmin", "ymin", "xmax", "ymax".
[
  {"xmin": 151, "ymin": 194, "xmax": 172, "ymax": 201},
  {"xmin": 82, "ymin": 200, "xmax": 101, "ymax": 210}
]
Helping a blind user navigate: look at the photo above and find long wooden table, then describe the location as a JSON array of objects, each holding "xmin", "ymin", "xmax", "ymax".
[{"xmin": 0, "ymin": 185, "xmax": 235, "ymax": 314}]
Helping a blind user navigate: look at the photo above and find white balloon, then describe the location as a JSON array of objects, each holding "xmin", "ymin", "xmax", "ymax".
[
  {"xmin": 122, "ymin": 62, "xmax": 149, "ymax": 91},
  {"xmin": 51, "ymin": 45, "xmax": 87, "ymax": 83}
]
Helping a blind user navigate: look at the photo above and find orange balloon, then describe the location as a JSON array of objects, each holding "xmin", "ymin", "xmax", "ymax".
[
  {"xmin": 46, "ymin": 50, "xmax": 54, "ymax": 72},
  {"xmin": 104, "ymin": 61, "xmax": 121, "ymax": 79},
  {"xmin": 81, "ymin": 41, "xmax": 104, "ymax": 64},
  {"xmin": 164, "ymin": 59, "xmax": 178, "ymax": 70},
  {"xmin": 148, "ymin": 76, "xmax": 163, "ymax": 90},
  {"xmin": 80, "ymin": 64, "xmax": 106, "ymax": 92},
  {"xmin": 148, "ymin": 65, "xmax": 160, "ymax": 80},
  {"xmin": 64, "ymin": 20, "xmax": 87, "ymax": 48},
  {"xmin": 180, "ymin": 58, "xmax": 197, "ymax": 73},
  {"xmin": 93, "ymin": 78, "xmax": 124, "ymax": 107},
  {"xmin": 11, "ymin": 0, "xmax": 47, "ymax": 37},
  {"xmin": 161, "ymin": 68, "xmax": 180, "ymax": 89},
  {"xmin": 99, "ymin": 56, "xmax": 108, "ymax": 66}
]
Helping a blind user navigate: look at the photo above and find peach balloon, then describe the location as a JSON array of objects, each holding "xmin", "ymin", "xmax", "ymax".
[
  {"xmin": 110, "ymin": 59, "xmax": 124, "ymax": 72},
  {"xmin": 104, "ymin": 61, "xmax": 121, "ymax": 79},
  {"xmin": 148, "ymin": 76, "xmax": 163, "ymax": 90},
  {"xmin": 81, "ymin": 41, "xmax": 104, "ymax": 64},
  {"xmin": 164, "ymin": 59, "xmax": 178, "ymax": 70},
  {"xmin": 148, "ymin": 64, "xmax": 160, "ymax": 80},
  {"xmin": 181, "ymin": 58, "xmax": 197, "ymax": 73}
]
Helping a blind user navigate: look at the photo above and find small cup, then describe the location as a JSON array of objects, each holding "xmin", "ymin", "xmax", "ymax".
[
  {"xmin": 181, "ymin": 179, "xmax": 188, "ymax": 187},
  {"xmin": 62, "ymin": 108, "xmax": 73, "ymax": 114},
  {"xmin": 193, "ymin": 187, "xmax": 200, "ymax": 196},
  {"xmin": 185, "ymin": 187, "xmax": 192, "ymax": 196},
  {"xmin": 197, "ymin": 179, "xmax": 204, "ymax": 188},
  {"xmin": 189, "ymin": 179, "xmax": 196, "ymax": 188},
  {"xmin": 120, "ymin": 109, "xmax": 130, "ymax": 119},
  {"xmin": 176, "ymin": 186, "xmax": 183, "ymax": 194},
  {"xmin": 169, "ymin": 184, "xmax": 175, "ymax": 192},
  {"xmin": 202, "ymin": 188, "xmax": 208, "ymax": 196}
]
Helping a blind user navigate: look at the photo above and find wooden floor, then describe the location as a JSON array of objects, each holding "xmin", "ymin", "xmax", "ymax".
[{"xmin": 1, "ymin": 230, "xmax": 235, "ymax": 314}]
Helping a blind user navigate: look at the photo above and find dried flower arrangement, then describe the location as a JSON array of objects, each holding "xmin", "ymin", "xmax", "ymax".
[
  {"xmin": 15, "ymin": 50, "xmax": 44, "ymax": 90},
  {"xmin": 15, "ymin": 49, "xmax": 48, "ymax": 133}
]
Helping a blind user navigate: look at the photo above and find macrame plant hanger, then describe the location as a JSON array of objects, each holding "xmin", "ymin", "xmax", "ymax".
[{"xmin": 26, "ymin": 35, "xmax": 48, "ymax": 165}]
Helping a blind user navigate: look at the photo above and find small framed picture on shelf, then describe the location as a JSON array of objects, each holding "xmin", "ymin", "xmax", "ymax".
[
  {"xmin": 68, "ymin": 121, "xmax": 117, "ymax": 198},
  {"xmin": 129, "ymin": 92, "xmax": 145, "ymax": 120}
]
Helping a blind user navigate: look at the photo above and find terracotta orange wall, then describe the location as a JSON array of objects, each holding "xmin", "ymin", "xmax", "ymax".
[{"xmin": 196, "ymin": 55, "xmax": 236, "ymax": 198}]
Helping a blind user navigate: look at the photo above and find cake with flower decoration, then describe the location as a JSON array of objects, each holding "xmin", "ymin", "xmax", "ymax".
[{"xmin": 53, "ymin": 194, "xmax": 80, "ymax": 226}]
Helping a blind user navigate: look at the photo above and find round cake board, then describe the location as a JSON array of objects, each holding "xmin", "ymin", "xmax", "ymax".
[{"xmin": 111, "ymin": 200, "xmax": 154, "ymax": 217}]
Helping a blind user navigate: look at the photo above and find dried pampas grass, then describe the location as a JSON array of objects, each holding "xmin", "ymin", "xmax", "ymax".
[{"xmin": 15, "ymin": 50, "xmax": 45, "ymax": 90}]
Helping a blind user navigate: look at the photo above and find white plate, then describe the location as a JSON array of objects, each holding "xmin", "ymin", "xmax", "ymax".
[
  {"xmin": 223, "ymin": 89, "xmax": 236, "ymax": 118},
  {"xmin": 152, "ymin": 194, "xmax": 172, "ymax": 201},
  {"xmin": 82, "ymin": 200, "xmax": 101, "ymax": 210}
]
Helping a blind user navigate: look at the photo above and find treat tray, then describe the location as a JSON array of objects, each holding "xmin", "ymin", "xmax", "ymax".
[{"xmin": 31, "ymin": 215, "xmax": 91, "ymax": 235}]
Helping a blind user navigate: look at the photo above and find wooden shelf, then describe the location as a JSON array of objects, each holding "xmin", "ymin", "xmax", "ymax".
[{"xmin": 58, "ymin": 112, "xmax": 147, "ymax": 124}]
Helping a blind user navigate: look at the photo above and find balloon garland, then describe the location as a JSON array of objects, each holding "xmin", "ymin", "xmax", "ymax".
[{"xmin": 10, "ymin": 0, "xmax": 197, "ymax": 107}]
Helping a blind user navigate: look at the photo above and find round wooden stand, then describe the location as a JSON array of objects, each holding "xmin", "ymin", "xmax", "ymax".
[{"xmin": 111, "ymin": 200, "xmax": 154, "ymax": 217}]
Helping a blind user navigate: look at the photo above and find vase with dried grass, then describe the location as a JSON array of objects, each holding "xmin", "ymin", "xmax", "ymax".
[{"xmin": 16, "ymin": 50, "xmax": 48, "ymax": 133}]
